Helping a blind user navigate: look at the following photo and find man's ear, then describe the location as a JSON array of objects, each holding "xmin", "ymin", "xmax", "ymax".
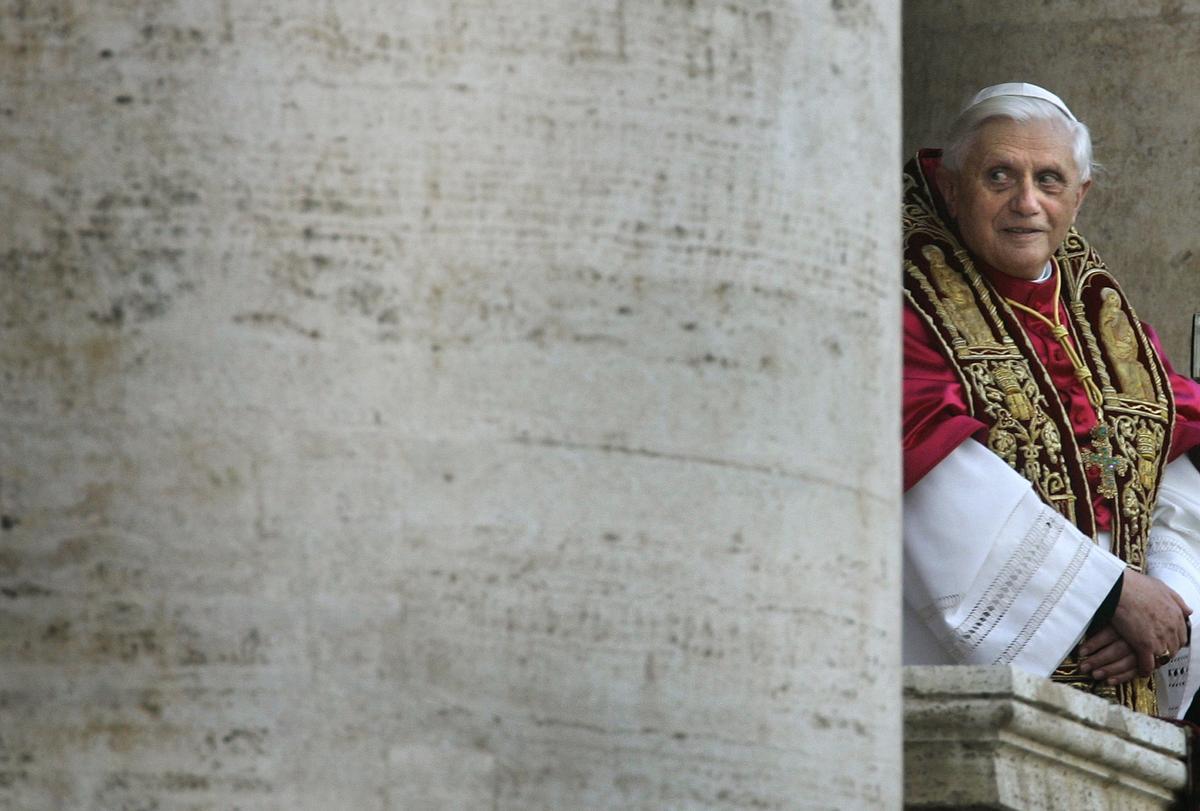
[
  {"xmin": 936, "ymin": 166, "xmax": 958, "ymax": 218},
  {"xmin": 1075, "ymin": 178, "xmax": 1094, "ymax": 224},
  {"xmin": 1074, "ymin": 178, "xmax": 1092, "ymax": 220}
]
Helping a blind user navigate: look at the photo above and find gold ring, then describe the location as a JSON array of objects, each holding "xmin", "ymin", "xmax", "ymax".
[{"xmin": 1154, "ymin": 650, "xmax": 1172, "ymax": 668}]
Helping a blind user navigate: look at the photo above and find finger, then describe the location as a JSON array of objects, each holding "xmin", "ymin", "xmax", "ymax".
[
  {"xmin": 1146, "ymin": 631, "xmax": 1181, "ymax": 669},
  {"xmin": 1080, "ymin": 626, "xmax": 1119, "ymax": 657},
  {"xmin": 1081, "ymin": 636, "xmax": 1128, "ymax": 667},
  {"xmin": 1094, "ymin": 654, "xmax": 1139, "ymax": 684},
  {"xmin": 1170, "ymin": 589, "xmax": 1192, "ymax": 615},
  {"xmin": 1084, "ymin": 641, "xmax": 1132, "ymax": 670},
  {"xmin": 1103, "ymin": 665, "xmax": 1140, "ymax": 685},
  {"xmin": 1174, "ymin": 618, "xmax": 1190, "ymax": 652},
  {"xmin": 1162, "ymin": 630, "xmax": 1180, "ymax": 657},
  {"xmin": 1160, "ymin": 615, "xmax": 1187, "ymax": 654},
  {"xmin": 1135, "ymin": 648, "xmax": 1155, "ymax": 677}
]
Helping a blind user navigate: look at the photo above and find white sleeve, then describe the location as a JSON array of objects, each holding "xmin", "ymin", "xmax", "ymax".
[
  {"xmin": 1147, "ymin": 455, "xmax": 1200, "ymax": 718},
  {"xmin": 904, "ymin": 438, "xmax": 1126, "ymax": 675}
]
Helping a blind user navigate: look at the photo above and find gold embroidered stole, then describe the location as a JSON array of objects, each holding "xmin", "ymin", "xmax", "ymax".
[{"xmin": 902, "ymin": 153, "xmax": 1177, "ymax": 714}]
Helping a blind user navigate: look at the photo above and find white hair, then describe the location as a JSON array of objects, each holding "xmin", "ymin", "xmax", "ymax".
[{"xmin": 942, "ymin": 95, "xmax": 1096, "ymax": 183}]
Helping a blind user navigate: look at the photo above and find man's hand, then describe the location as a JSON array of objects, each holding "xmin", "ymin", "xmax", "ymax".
[
  {"xmin": 1079, "ymin": 626, "xmax": 1139, "ymax": 685},
  {"xmin": 1109, "ymin": 569, "xmax": 1192, "ymax": 676}
]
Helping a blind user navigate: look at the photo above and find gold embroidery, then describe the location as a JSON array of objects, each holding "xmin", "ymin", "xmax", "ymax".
[
  {"xmin": 1050, "ymin": 652, "xmax": 1157, "ymax": 715},
  {"xmin": 1108, "ymin": 415, "xmax": 1167, "ymax": 564},
  {"xmin": 1098, "ymin": 287, "xmax": 1155, "ymax": 401},
  {"xmin": 988, "ymin": 418, "xmax": 1019, "ymax": 467},
  {"xmin": 991, "ymin": 364, "xmax": 1034, "ymax": 421},
  {"xmin": 925, "ymin": 244, "xmax": 1001, "ymax": 348},
  {"xmin": 1135, "ymin": 427, "xmax": 1160, "ymax": 491},
  {"xmin": 964, "ymin": 360, "xmax": 1073, "ymax": 519},
  {"xmin": 1042, "ymin": 418, "xmax": 1063, "ymax": 463},
  {"xmin": 1060, "ymin": 235, "xmax": 1175, "ymax": 572}
]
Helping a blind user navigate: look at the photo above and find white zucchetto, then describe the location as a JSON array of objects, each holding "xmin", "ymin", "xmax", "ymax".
[{"xmin": 965, "ymin": 82, "xmax": 1077, "ymax": 122}]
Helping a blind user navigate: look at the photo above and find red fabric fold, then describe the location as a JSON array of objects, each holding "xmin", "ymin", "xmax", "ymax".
[
  {"xmin": 1154, "ymin": 325, "xmax": 1200, "ymax": 462},
  {"xmin": 902, "ymin": 305, "xmax": 987, "ymax": 491}
]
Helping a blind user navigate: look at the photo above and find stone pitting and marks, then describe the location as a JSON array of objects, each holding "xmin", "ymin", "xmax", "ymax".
[{"xmin": 2, "ymin": 1, "xmax": 901, "ymax": 808}]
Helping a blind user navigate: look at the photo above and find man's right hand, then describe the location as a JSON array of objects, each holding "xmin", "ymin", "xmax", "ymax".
[{"xmin": 1110, "ymin": 569, "xmax": 1192, "ymax": 676}]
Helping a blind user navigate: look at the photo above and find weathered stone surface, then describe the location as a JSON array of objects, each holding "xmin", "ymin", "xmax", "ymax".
[
  {"xmin": 905, "ymin": 666, "xmax": 1188, "ymax": 810},
  {"xmin": 904, "ymin": 3, "xmax": 1200, "ymax": 367},
  {"xmin": 1, "ymin": 1, "xmax": 901, "ymax": 809}
]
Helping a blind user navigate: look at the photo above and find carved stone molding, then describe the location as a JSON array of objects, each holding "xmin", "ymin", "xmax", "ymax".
[{"xmin": 904, "ymin": 666, "xmax": 1188, "ymax": 810}]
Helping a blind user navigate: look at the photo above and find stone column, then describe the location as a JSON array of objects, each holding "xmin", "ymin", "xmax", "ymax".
[
  {"xmin": 904, "ymin": 2, "xmax": 1200, "ymax": 365},
  {"xmin": 1, "ymin": 1, "xmax": 901, "ymax": 808}
]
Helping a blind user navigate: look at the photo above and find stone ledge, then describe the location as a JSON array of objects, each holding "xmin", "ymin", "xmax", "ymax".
[{"xmin": 904, "ymin": 665, "xmax": 1188, "ymax": 810}]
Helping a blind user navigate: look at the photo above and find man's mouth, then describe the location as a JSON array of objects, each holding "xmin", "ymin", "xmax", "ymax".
[{"xmin": 1003, "ymin": 227, "xmax": 1044, "ymax": 235}]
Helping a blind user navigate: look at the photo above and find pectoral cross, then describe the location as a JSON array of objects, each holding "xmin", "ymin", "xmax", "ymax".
[{"xmin": 1083, "ymin": 424, "xmax": 1127, "ymax": 500}]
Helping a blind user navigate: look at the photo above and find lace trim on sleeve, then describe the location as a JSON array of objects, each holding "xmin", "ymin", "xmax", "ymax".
[{"xmin": 919, "ymin": 505, "xmax": 1087, "ymax": 664}]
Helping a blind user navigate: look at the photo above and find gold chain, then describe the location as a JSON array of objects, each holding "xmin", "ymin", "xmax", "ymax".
[{"xmin": 1004, "ymin": 265, "xmax": 1105, "ymax": 410}]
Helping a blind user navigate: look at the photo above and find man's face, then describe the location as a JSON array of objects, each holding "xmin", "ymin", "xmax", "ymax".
[{"xmin": 939, "ymin": 117, "xmax": 1091, "ymax": 280}]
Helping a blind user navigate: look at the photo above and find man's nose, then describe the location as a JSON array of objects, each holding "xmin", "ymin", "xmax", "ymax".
[{"xmin": 1009, "ymin": 179, "xmax": 1041, "ymax": 216}]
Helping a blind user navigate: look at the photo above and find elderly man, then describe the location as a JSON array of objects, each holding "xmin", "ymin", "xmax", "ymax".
[{"xmin": 902, "ymin": 83, "xmax": 1200, "ymax": 716}]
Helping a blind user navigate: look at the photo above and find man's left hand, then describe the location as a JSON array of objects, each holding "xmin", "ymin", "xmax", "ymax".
[{"xmin": 1079, "ymin": 625, "xmax": 1140, "ymax": 685}]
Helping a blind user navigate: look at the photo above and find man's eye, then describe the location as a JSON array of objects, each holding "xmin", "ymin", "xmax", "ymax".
[
  {"xmin": 1039, "ymin": 173, "xmax": 1064, "ymax": 186},
  {"xmin": 987, "ymin": 169, "xmax": 1008, "ymax": 182}
]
